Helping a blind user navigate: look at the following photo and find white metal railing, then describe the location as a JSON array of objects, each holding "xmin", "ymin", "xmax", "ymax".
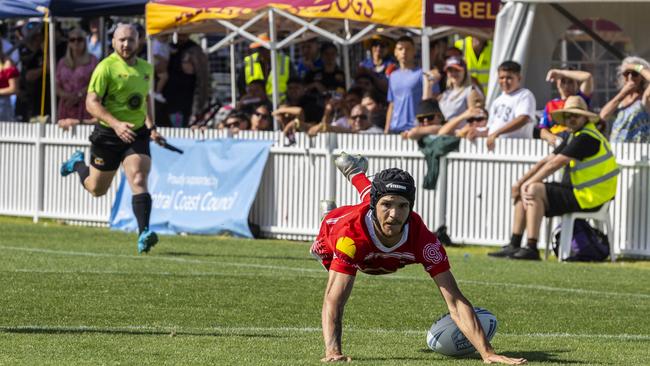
[{"xmin": 1, "ymin": 122, "xmax": 649, "ymax": 257}]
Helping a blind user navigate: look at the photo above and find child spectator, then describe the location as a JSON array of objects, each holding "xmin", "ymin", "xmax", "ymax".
[
  {"xmin": 484, "ymin": 61, "xmax": 536, "ymax": 150},
  {"xmin": 538, "ymin": 67, "xmax": 593, "ymax": 146}
]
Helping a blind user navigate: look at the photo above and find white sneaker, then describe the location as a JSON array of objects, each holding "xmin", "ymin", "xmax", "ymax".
[{"xmin": 335, "ymin": 152, "xmax": 368, "ymax": 181}]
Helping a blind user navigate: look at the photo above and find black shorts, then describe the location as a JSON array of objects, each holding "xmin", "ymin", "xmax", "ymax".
[
  {"xmin": 544, "ymin": 182, "xmax": 601, "ymax": 217},
  {"xmin": 89, "ymin": 124, "xmax": 151, "ymax": 171}
]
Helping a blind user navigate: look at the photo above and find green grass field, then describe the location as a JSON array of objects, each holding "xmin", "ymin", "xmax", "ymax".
[{"xmin": 0, "ymin": 216, "xmax": 649, "ymax": 365}]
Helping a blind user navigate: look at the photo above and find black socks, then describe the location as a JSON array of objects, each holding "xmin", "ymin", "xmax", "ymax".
[
  {"xmin": 73, "ymin": 161, "xmax": 89, "ymax": 185},
  {"xmin": 510, "ymin": 234, "xmax": 523, "ymax": 248},
  {"xmin": 132, "ymin": 193, "xmax": 152, "ymax": 234}
]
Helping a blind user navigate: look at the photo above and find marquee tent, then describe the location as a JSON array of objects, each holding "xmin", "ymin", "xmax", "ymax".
[
  {"xmin": 0, "ymin": 0, "xmax": 146, "ymax": 18},
  {"xmin": 488, "ymin": 0, "xmax": 650, "ymax": 106},
  {"xmin": 145, "ymin": 0, "xmax": 500, "ymax": 119}
]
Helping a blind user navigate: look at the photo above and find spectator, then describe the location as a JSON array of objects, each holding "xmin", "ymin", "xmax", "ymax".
[
  {"xmin": 385, "ymin": 36, "xmax": 424, "ymax": 134},
  {"xmin": 361, "ymin": 89, "xmax": 387, "ymax": 130},
  {"xmin": 305, "ymin": 42, "xmax": 345, "ymax": 94},
  {"xmin": 56, "ymin": 27, "xmax": 98, "ymax": 125},
  {"xmin": 484, "ymin": 61, "xmax": 536, "ymax": 150},
  {"xmin": 250, "ymin": 103, "xmax": 272, "ymax": 131},
  {"xmin": 151, "ymin": 35, "xmax": 171, "ymax": 103},
  {"xmin": 349, "ymin": 104, "xmax": 382, "ymax": 134},
  {"xmin": 84, "ymin": 17, "xmax": 103, "ymax": 60},
  {"xmin": 134, "ymin": 23, "xmax": 147, "ymax": 59},
  {"xmin": 488, "ymin": 96, "xmax": 619, "ymax": 260},
  {"xmin": 220, "ymin": 110, "xmax": 250, "ymax": 134},
  {"xmin": 15, "ymin": 21, "xmax": 49, "ymax": 122},
  {"xmin": 538, "ymin": 67, "xmax": 594, "ymax": 146},
  {"xmin": 357, "ymin": 35, "xmax": 395, "ymax": 93},
  {"xmin": 162, "ymin": 34, "xmax": 210, "ymax": 127},
  {"xmin": 296, "ymin": 37, "xmax": 322, "ymax": 80},
  {"xmin": 0, "ymin": 23, "xmax": 20, "ymax": 65},
  {"xmin": 0, "ymin": 45, "xmax": 19, "ymax": 121},
  {"xmin": 425, "ymin": 56, "xmax": 482, "ymax": 124},
  {"xmin": 429, "ymin": 38, "xmax": 448, "ymax": 77},
  {"xmin": 600, "ymin": 56, "xmax": 650, "ymax": 143},
  {"xmin": 454, "ymin": 35, "xmax": 492, "ymax": 94},
  {"xmin": 329, "ymin": 87, "xmax": 363, "ymax": 130},
  {"xmin": 285, "ymin": 77, "xmax": 323, "ymax": 124},
  {"xmin": 352, "ymin": 74, "xmax": 375, "ymax": 93},
  {"xmin": 400, "ymin": 99, "xmax": 445, "ymax": 140},
  {"xmin": 454, "ymin": 89, "xmax": 489, "ymax": 140},
  {"xmin": 237, "ymin": 79, "xmax": 273, "ymax": 117},
  {"xmin": 240, "ymin": 33, "xmax": 294, "ymax": 103}
]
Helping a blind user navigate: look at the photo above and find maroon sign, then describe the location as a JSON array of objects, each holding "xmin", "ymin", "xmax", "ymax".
[{"xmin": 425, "ymin": 0, "xmax": 501, "ymax": 28}]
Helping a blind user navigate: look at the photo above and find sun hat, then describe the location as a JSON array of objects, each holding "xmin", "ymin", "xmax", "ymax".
[{"xmin": 551, "ymin": 95, "xmax": 600, "ymax": 124}]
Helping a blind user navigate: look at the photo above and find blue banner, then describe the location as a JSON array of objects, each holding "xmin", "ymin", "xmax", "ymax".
[{"xmin": 109, "ymin": 138, "xmax": 272, "ymax": 237}]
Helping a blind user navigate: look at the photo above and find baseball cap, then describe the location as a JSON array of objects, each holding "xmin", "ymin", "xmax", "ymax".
[{"xmin": 443, "ymin": 56, "xmax": 466, "ymax": 72}]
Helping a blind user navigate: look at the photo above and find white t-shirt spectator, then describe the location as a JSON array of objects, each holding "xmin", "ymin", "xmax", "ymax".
[{"xmin": 488, "ymin": 87, "xmax": 536, "ymax": 138}]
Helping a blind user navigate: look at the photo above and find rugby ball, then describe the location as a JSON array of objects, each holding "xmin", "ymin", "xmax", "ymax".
[{"xmin": 426, "ymin": 307, "xmax": 498, "ymax": 356}]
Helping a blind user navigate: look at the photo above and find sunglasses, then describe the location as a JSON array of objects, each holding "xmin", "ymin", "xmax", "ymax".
[
  {"xmin": 350, "ymin": 114, "xmax": 368, "ymax": 121},
  {"xmin": 68, "ymin": 37, "xmax": 85, "ymax": 43},
  {"xmin": 417, "ymin": 114, "xmax": 439, "ymax": 124},
  {"xmin": 466, "ymin": 116, "xmax": 486, "ymax": 123},
  {"xmin": 623, "ymin": 70, "xmax": 640, "ymax": 78},
  {"xmin": 253, "ymin": 111, "xmax": 270, "ymax": 120}
]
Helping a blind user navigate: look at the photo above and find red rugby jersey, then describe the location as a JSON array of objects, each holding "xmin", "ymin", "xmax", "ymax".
[{"xmin": 313, "ymin": 202, "xmax": 450, "ymax": 278}]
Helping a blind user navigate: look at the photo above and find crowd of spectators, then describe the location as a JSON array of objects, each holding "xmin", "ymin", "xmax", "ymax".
[{"xmin": 0, "ymin": 20, "xmax": 649, "ymax": 147}]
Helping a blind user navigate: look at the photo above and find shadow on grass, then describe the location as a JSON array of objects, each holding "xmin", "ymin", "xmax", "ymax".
[
  {"xmin": 1, "ymin": 327, "xmax": 283, "ymax": 339},
  {"xmin": 417, "ymin": 348, "xmax": 595, "ymax": 364},
  {"xmin": 162, "ymin": 251, "xmax": 313, "ymax": 262}
]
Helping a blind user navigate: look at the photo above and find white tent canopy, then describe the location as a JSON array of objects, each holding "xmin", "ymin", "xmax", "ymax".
[{"xmin": 488, "ymin": 0, "xmax": 650, "ymax": 107}]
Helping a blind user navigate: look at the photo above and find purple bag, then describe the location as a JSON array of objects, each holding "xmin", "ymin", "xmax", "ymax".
[{"xmin": 552, "ymin": 219, "xmax": 610, "ymax": 261}]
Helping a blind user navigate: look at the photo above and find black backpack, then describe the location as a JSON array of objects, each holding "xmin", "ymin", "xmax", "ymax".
[{"xmin": 552, "ymin": 219, "xmax": 610, "ymax": 261}]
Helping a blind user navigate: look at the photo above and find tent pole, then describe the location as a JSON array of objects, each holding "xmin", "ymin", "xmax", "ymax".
[
  {"xmin": 100, "ymin": 17, "xmax": 106, "ymax": 59},
  {"xmin": 343, "ymin": 19, "xmax": 351, "ymax": 89},
  {"xmin": 230, "ymin": 31, "xmax": 237, "ymax": 106},
  {"xmin": 48, "ymin": 16, "xmax": 57, "ymax": 123},
  {"xmin": 269, "ymin": 9, "xmax": 279, "ymax": 130},
  {"xmin": 421, "ymin": 28, "xmax": 431, "ymax": 72}
]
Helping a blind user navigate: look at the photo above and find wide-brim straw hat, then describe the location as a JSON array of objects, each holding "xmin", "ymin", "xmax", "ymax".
[{"xmin": 551, "ymin": 95, "xmax": 600, "ymax": 124}]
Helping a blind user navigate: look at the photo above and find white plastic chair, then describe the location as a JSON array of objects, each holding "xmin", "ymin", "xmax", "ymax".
[{"xmin": 544, "ymin": 201, "xmax": 616, "ymax": 262}]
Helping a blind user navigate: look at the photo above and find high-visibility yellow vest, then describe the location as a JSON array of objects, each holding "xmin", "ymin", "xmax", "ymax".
[
  {"xmin": 567, "ymin": 122, "xmax": 619, "ymax": 209},
  {"xmin": 244, "ymin": 52, "xmax": 290, "ymax": 102},
  {"xmin": 455, "ymin": 36, "xmax": 492, "ymax": 94}
]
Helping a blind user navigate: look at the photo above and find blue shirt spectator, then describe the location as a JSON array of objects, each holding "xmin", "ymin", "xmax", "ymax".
[{"xmin": 387, "ymin": 67, "xmax": 423, "ymax": 133}]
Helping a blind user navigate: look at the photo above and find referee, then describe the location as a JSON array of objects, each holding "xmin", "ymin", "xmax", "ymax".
[{"xmin": 60, "ymin": 24, "xmax": 165, "ymax": 254}]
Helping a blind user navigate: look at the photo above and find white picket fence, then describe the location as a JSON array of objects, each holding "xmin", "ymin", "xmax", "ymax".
[{"xmin": 1, "ymin": 122, "xmax": 649, "ymax": 257}]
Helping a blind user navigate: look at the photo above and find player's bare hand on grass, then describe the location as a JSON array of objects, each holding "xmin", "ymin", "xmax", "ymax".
[
  {"xmin": 483, "ymin": 353, "xmax": 527, "ymax": 364},
  {"xmin": 321, "ymin": 354, "xmax": 351, "ymax": 362},
  {"xmin": 112, "ymin": 121, "xmax": 136, "ymax": 143}
]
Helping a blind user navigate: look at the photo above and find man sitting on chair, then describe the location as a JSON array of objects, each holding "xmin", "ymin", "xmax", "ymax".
[{"xmin": 488, "ymin": 96, "xmax": 619, "ymax": 260}]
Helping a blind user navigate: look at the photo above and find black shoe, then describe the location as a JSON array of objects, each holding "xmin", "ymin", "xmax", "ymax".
[
  {"xmin": 509, "ymin": 247, "xmax": 541, "ymax": 261},
  {"xmin": 487, "ymin": 245, "xmax": 519, "ymax": 258}
]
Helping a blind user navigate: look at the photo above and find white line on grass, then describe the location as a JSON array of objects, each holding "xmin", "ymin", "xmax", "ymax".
[
  {"xmin": 2, "ymin": 324, "xmax": 649, "ymax": 341},
  {"xmin": 3, "ymin": 245, "xmax": 650, "ymax": 300}
]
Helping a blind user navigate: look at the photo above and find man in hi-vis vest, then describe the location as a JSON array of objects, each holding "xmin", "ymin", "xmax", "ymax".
[
  {"xmin": 488, "ymin": 96, "xmax": 619, "ymax": 260},
  {"xmin": 242, "ymin": 33, "xmax": 294, "ymax": 104},
  {"xmin": 454, "ymin": 36, "xmax": 492, "ymax": 95}
]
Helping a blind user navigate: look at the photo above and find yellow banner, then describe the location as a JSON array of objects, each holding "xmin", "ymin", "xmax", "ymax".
[{"xmin": 146, "ymin": 1, "xmax": 422, "ymax": 36}]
